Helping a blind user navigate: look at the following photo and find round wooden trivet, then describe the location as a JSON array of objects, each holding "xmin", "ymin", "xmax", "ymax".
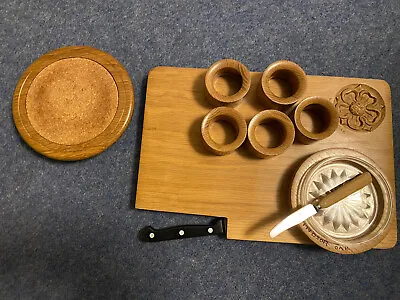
[{"xmin": 12, "ymin": 46, "xmax": 134, "ymax": 161}]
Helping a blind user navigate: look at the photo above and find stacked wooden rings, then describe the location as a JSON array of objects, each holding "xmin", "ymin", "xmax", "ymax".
[{"xmin": 201, "ymin": 59, "xmax": 339, "ymax": 157}]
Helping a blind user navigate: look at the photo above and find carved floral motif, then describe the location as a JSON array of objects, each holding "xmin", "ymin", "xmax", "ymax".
[{"xmin": 334, "ymin": 84, "xmax": 385, "ymax": 132}]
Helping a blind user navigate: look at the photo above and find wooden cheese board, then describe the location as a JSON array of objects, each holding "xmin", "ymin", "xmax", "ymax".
[{"xmin": 135, "ymin": 66, "xmax": 397, "ymax": 249}]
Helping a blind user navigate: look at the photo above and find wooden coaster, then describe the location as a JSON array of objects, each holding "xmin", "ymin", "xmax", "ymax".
[{"xmin": 12, "ymin": 46, "xmax": 134, "ymax": 160}]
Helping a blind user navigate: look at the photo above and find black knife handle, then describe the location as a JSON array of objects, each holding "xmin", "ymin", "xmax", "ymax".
[{"xmin": 138, "ymin": 218, "xmax": 226, "ymax": 242}]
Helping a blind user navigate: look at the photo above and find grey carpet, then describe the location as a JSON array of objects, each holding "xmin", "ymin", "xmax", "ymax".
[{"xmin": 0, "ymin": 0, "xmax": 399, "ymax": 299}]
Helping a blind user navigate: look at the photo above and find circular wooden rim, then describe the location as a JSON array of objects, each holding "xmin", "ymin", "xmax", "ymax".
[
  {"xmin": 201, "ymin": 107, "xmax": 247, "ymax": 155},
  {"xmin": 248, "ymin": 110, "xmax": 295, "ymax": 158},
  {"xmin": 205, "ymin": 59, "xmax": 251, "ymax": 106},
  {"xmin": 291, "ymin": 148, "xmax": 393, "ymax": 254},
  {"xmin": 12, "ymin": 46, "xmax": 134, "ymax": 161},
  {"xmin": 260, "ymin": 60, "xmax": 307, "ymax": 105},
  {"xmin": 294, "ymin": 96, "xmax": 339, "ymax": 143}
]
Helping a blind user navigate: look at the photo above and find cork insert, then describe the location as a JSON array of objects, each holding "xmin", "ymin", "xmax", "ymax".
[{"xmin": 26, "ymin": 58, "xmax": 118, "ymax": 145}]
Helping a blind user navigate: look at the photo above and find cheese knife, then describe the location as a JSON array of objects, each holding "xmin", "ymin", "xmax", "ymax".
[{"xmin": 270, "ymin": 172, "xmax": 372, "ymax": 238}]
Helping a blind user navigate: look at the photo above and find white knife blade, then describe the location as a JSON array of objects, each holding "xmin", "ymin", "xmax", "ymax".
[
  {"xmin": 269, "ymin": 172, "xmax": 372, "ymax": 238},
  {"xmin": 269, "ymin": 204, "xmax": 318, "ymax": 238}
]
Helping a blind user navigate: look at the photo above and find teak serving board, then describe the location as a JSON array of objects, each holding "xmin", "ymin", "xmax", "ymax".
[{"xmin": 136, "ymin": 66, "xmax": 397, "ymax": 248}]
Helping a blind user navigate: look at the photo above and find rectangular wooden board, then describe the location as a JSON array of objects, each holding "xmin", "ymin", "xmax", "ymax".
[{"xmin": 136, "ymin": 66, "xmax": 397, "ymax": 249}]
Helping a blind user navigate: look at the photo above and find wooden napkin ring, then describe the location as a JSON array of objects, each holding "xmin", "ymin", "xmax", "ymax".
[
  {"xmin": 201, "ymin": 107, "xmax": 247, "ymax": 155},
  {"xmin": 247, "ymin": 110, "xmax": 295, "ymax": 158},
  {"xmin": 258, "ymin": 60, "xmax": 307, "ymax": 110},
  {"xmin": 293, "ymin": 96, "xmax": 339, "ymax": 144},
  {"xmin": 205, "ymin": 59, "xmax": 251, "ymax": 107}
]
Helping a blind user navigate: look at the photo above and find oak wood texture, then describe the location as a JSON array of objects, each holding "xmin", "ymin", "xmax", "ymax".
[
  {"xmin": 201, "ymin": 107, "xmax": 247, "ymax": 155},
  {"xmin": 257, "ymin": 60, "xmax": 307, "ymax": 110},
  {"xmin": 318, "ymin": 172, "xmax": 372, "ymax": 209},
  {"xmin": 247, "ymin": 110, "xmax": 295, "ymax": 158},
  {"xmin": 205, "ymin": 59, "xmax": 251, "ymax": 107},
  {"xmin": 293, "ymin": 96, "xmax": 339, "ymax": 144},
  {"xmin": 12, "ymin": 46, "xmax": 134, "ymax": 161},
  {"xmin": 135, "ymin": 66, "xmax": 397, "ymax": 249}
]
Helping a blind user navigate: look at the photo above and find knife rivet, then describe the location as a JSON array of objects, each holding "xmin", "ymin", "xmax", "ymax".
[
  {"xmin": 208, "ymin": 228, "xmax": 213, "ymax": 234},
  {"xmin": 179, "ymin": 230, "xmax": 185, "ymax": 236},
  {"xmin": 149, "ymin": 233, "xmax": 155, "ymax": 239}
]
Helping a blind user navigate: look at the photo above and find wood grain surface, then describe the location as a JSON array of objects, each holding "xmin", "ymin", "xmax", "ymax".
[{"xmin": 135, "ymin": 66, "xmax": 397, "ymax": 249}]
